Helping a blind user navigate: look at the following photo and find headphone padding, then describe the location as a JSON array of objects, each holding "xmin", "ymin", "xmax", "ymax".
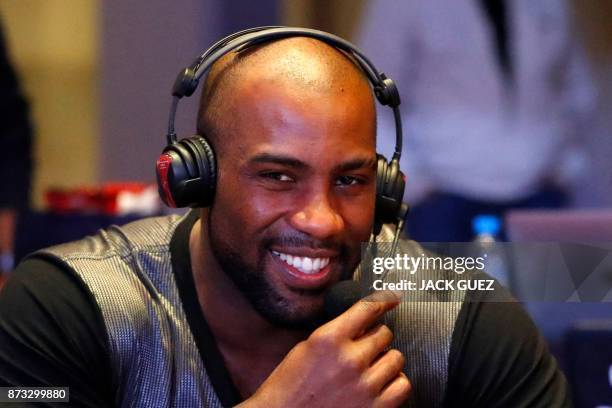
[
  {"xmin": 168, "ymin": 142, "xmax": 198, "ymax": 178},
  {"xmin": 191, "ymin": 135, "xmax": 217, "ymax": 199},
  {"xmin": 374, "ymin": 154, "xmax": 406, "ymax": 234}
]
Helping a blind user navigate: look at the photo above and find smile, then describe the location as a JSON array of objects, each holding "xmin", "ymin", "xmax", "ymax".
[{"xmin": 271, "ymin": 251, "xmax": 330, "ymax": 275}]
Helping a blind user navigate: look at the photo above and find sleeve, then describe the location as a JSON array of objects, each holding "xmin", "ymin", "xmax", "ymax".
[
  {"xmin": 554, "ymin": 5, "xmax": 597, "ymax": 189},
  {"xmin": 558, "ymin": 8, "xmax": 596, "ymax": 127},
  {"xmin": 0, "ymin": 258, "xmax": 114, "ymax": 407},
  {"xmin": 444, "ymin": 279, "xmax": 572, "ymax": 407},
  {"xmin": 0, "ymin": 21, "xmax": 33, "ymax": 210}
]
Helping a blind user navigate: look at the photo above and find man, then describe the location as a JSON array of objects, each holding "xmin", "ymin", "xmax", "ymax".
[{"xmin": 0, "ymin": 36, "xmax": 570, "ymax": 407}]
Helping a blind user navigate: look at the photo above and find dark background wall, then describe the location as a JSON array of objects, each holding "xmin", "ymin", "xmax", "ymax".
[{"xmin": 100, "ymin": 0, "xmax": 278, "ymax": 183}]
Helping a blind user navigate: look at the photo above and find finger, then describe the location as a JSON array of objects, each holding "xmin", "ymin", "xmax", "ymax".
[
  {"xmin": 374, "ymin": 372, "xmax": 412, "ymax": 408},
  {"xmin": 333, "ymin": 290, "xmax": 400, "ymax": 338},
  {"xmin": 353, "ymin": 324, "xmax": 394, "ymax": 364},
  {"xmin": 364, "ymin": 349, "xmax": 405, "ymax": 393}
]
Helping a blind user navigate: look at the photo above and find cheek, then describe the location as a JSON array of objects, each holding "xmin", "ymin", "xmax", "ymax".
[
  {"xmin": 337, "ymin": 191, "xmax": 376, "ymax": 240},
  {"xmin": 213, "ymin": 172, "xmax": 286, "ymax": 233}
]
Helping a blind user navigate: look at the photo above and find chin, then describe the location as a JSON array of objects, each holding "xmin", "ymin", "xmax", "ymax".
[{"xmin": 257, "ymin": 285, "xmax": 328, "ymax": 330}]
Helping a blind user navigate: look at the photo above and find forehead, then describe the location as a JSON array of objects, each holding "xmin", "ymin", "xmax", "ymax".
[{"xmin": 221, "ymin": 75, "xmax": 376, "ymax": 162}]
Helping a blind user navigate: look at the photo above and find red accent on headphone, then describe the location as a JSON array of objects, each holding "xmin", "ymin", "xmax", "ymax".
[{"xmin": 156, "ymin": 154, "xmax": 177, "ymax": 207}]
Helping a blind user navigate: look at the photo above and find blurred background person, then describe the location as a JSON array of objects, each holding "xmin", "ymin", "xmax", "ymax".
[
  {"xmin": 0, "ymin": 20, "xmax": 33, "ymax": 278},
  {"xmin": 358, "ymin": 0, "xmax": 597, "ymax": 242}
]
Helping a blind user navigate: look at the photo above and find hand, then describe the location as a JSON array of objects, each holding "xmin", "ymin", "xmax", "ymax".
[{"xmin": 239, "ymin": 291, "xmax": 411, "ymax": 408}]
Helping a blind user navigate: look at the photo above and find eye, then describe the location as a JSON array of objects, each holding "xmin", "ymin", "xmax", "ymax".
[
  {"xmin": 260, "ymin": 172, "xmax": 294, "ymax": 182},
  {"xmin": 335, "ymin": 175, "xmax": 363, "ymax": 186}
]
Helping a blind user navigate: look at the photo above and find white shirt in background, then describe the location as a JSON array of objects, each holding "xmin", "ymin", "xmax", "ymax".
[{"xmin": 358, "ymin": 0, "xmax": 596, "ymax": 203}]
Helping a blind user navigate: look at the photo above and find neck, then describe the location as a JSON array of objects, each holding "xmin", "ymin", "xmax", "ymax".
[{"xmin": 189, "ymin": 216, "xmax": 307, "ymax": 357}]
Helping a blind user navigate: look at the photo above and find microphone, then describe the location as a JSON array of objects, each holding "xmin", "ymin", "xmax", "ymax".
[
  {"xmin": 324, "ymin": 217, "xmax": 406, "ymax": 320},
  {"xmin": 324, "ymin": 280, "xmax": 363, "ymax": 320}
]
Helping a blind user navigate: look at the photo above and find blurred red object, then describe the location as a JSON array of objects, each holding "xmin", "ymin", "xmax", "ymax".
[{"xmin": 45, "ymin": 182, "xmax": 161, "ymax": 215}]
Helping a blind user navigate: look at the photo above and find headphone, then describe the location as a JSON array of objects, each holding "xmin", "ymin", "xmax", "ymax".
[{"xmin": 156, "ymin": 26, "xmax": 408, "ymax": 236}]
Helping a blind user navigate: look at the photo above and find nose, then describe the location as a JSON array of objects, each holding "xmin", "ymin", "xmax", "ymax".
[{"xmin": 289, "ymin": 192, "xmax": 344, "ymax": 240}]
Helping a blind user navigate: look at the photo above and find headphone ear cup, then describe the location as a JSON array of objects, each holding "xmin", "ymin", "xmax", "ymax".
[
  {"xmin": 374, "ymin": 154, "xmax": 406, "ymax": 235},
  {"xmin": 155, "ymin": 136, "xmax": 216, "ymax": 208},
  {"xmin": 156, "ymin": 148, "xmax": 182, "ymax": 208}
]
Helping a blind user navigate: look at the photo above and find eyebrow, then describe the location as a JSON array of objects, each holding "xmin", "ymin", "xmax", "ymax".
[
  {"xmin": 249, "ymin": 153, "xmax": 308, "ymax": 170},
  {"xmin": 336, "ymin": 157, "xmax": 377, "ymax": 172},
  {"xmin": 248, "ymin": 153, "xmax": 377, "ymax": 172}
]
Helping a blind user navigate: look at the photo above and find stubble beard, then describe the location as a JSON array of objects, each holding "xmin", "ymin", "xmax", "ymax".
[{"xmin": 206, "ymin": 212, "xmax": 358, "ymax": 331}]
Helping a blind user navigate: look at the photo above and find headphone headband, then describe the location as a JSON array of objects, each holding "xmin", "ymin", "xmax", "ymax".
[
  {"xmin": 175, "ymin": 27, "xmax": 381, "ymax": 97},
  {"xmin": 165, "ymin": 26, "xmax": 402, "ymax": 161}
]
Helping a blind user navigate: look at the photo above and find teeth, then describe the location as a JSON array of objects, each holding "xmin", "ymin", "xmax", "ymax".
[
  {"xmin": 271, "ymin": 251, "xmax": 331, "ymax": 274},
  {"xmin": 302, "ymin": 258, "xmax": 312, "ymax": 272},
  {"xmin": 293, "ymin": 256, "xmax": 302, "ymax": 269}
]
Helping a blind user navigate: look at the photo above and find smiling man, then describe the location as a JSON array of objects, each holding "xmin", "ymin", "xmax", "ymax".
[
  {"xmin": 0, "ymin": 32, "xmax": 570, "ymax": 407},
  {"xmin": 194, "ymin": 39, "xmax": 377, "ymax": 331}
]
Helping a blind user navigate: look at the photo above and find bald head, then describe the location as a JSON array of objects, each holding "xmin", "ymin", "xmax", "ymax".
[{"xmin": 196, "ymin": 37, "xmax": 375, "ymax": 148}]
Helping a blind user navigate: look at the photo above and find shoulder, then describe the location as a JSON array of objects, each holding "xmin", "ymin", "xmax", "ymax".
[
  {"xmin": 40, "ymin": 214, "xmax": 185, "ymax": 261},
  {"xmin": 0, "ymin": 257, "xmax": 106, "ymax": 335},
  {"xmin": 0, "ymin": 257, "xmax": 114, "ymax": 405},
  {"xmin": 445, "ymin": 273, "xmax": 572, "ymax": 407}
]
